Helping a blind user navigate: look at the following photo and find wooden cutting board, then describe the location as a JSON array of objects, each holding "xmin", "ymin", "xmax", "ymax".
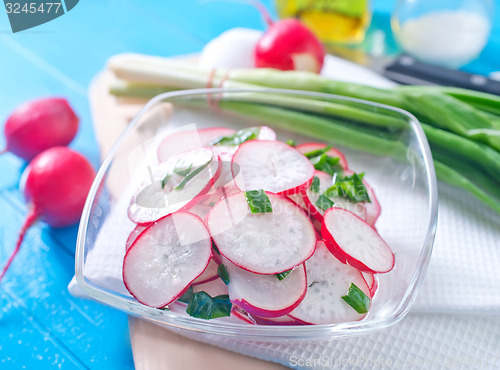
[{"xmin": 88, "ymin": 70, "xmax": 287, "ymax": 370}]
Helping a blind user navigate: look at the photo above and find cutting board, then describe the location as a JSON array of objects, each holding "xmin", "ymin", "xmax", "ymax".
[{"xmin": 88, "ymin": 70, "xmax": 286, "ymax": 370}]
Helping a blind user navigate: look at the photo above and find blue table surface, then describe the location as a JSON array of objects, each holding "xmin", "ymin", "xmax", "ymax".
[{"xmin": 0, "ymin": 1, "xmax": 498, "ymax": 368}]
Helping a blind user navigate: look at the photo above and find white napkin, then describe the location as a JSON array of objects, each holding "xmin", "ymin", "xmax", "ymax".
[{"xmin": 70, "ymin": 28, "xmax": 500, "ymax": 367}]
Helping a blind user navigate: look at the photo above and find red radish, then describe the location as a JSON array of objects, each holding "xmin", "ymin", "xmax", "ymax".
[
  {"xmin": 232, "ymin": 140, "xmax": 314, "ymax": 195},
  {"xmin": 322, "ymin": 208, "xmax": 395, "ymax": 274},
  {"xmin": 191, "ymin": 258, "xmax": 220, "ymax": 286},
  {"xmin": 207, "ymin": 192, "xmax": 316, "ymax": 274},
  {"xmin": 296, "ymin": 142, "xmax": 348, "ymax": 170},
  {"xmin": 0, "ymin": 147, "xmax": 95, "ymax": 281},
  {"xmin": 2, "ymin": 98, "xmax": 79, "ymax": 161},
  {"xmin": 342, "ymin": 169, "xmax": 381, "ymax": 226},
  {"xmin": 128, "ymin": 147, "xmax": 221, "ymax": 224},
  {"xmin": 303, "ymin": 170, "xmax": 367, "ymax": 223},
  {"xmin": 230, "ymin": 309, "xmax": 256, "ymax": 325},
  {"xmin": 125, "ymin": 224, "xmax": 150, "ymax": 251},
  {"xmin": 287, "ymin": 192, "xmax": 308, "ymax": 211},
  {"xmin": 192, "ymin": 275, "xmax": 228, "ymax": 296},
  {"xmin": 157, "ymin": 127, "xmax": 234, "ymax": 162},
  {"xmin": 288, "ymin": 241, "xmax": 370, "ymax": 324},
  {"xmin": 361, "ymin": 272, "xmax": 378, "ymax": 297},
  {"xmin": 248, "ymin": 314, "xmax": 304, "ymax": 326},
  {"xmin": 255, "ymin": 125, "xmax": 276, "ymax": 141},
  {"xmin": 254, "ymin": 5, "xmax": 325, "ymax": 74},
  {"xmin": 223, "ymin": 258, "xmax": 307, "ymax": 318},
  {"xmin": 123, "ymin": 212, "xmax": 212, "ymax": 308}
]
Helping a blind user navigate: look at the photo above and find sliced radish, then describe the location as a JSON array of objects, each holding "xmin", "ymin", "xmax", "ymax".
[
  {"xmin": 322, "ymin": 208, "xmax": 395, "ymax": 274},
  {"xmin": 191, "ymin": 258, "xmax": 220, "ymax": 286},
  {"xmin": 288, "ymin": 240, "xmax": 370, "ymax": 324},
  {"xmin": 125, "ymin": 224, "xmax": 150, "ymax": 251},
  {"xmin": 287, "ymin": 192, "xmax": 307, "ymax": 211},
  {"xmin": 207, "ymin": 192, "xmax": 316, "ymax": 274},
  {"xmin": 192, "ymin": 275, "xmax": 228, "ymax": 296},
  {"xmin": 123, "ymin": 212, "xmax": 212, "ymax": 308},
  {"xmin": 232, "ymin": 140, "xmax": 314, "ymax": 195},
  {"xmin": 231, "ymin": 309, "xmax": 256, "ymax": 325},
  {"xmin": 296, "ymin": 142, "xmax": 348, "ymax": 169},
  {"xmin": 361, "ymin": 272, "xmax": 378, "ymax": 298},
  {"xmin": 224, "ymin": 258, "xmax": 307, "ymax": 318},
  {"xmin": 303, "ymin": 170, "xmax": 367, "ymax": 222},
  {"xmin": 249, "ymin": 314, "xmax": 304, "ymax": 326},
  {"xmin": 256, "ymin": 126, "xmax": 276, "ymax": 141},
  {"xmin": 342, "ymin": 169, "xmax": 381, "ymax": 226},
  {"xmin": 128, "ymin": 147, "xmax": 221, "ymax": 224},
  {"xmin": 157, "ymin": 127, "xmax": 235, "ymax": 162}
]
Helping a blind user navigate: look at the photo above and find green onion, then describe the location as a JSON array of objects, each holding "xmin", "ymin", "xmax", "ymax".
[
  {"xmin": 304, "ymin": 146, "xmax": 332, "ymax": 159},
  {"xmin": 326, "ymin": 173, "xmax": 370, "ymax": 203},
  {"xmin": 174, "ymin": 159, "xmax": 212, "ymax": 190},
  {"xmin": 316, "ymin": 194, "xmax": 334, "ymax": 211},
  {"xmin": 186, "ymin": 292, "xmax": 232, "ymax": 320},
  {"xmin": 244, "ymin": 190, "xmax": 273, "ymax": 213},
  {"xmin": 286, "ymin": 139, "xmax": 296, "ymax": 147},
  {"xmin": 310, "ymin": 176, "xmax": 320, "ymax": 193},
  {"xmin": 177, "ymin": 286, "xmax": 193, "ymax": 304},
  {"xmin": 341, "ymin": 283, "xmax": 370, "ymax": 314},
  {"xmin": 217, "ymin": 264, "xmax": 230, "ymax": 285},
  {"xmin": 209, "ymin": 127, "xmax": 260, "ymax": 146},
  {"xmin": 276, "ymin": 270, "xmax": 292, "ymax": 281},
  {"xmin": 173, "ymin": 160, "xmax": 193, "ymax": 176}
]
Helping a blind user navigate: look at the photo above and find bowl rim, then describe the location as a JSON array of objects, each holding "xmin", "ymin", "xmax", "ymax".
[{"xmin": 75, "ymin": 87, "xmax": 438, "ymax": 339}]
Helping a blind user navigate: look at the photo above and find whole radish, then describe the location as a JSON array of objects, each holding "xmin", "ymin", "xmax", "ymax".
[
  {"xmin": 2, "ymin": 97, "xmax": 79, "ymax": 161},
  {"xmin": 0, "ymin": 147, "xmax": 95, "ymax": 281},
  {"xmin": 254, "ymin": 3, "xmax": 325, "ymax": 73}
]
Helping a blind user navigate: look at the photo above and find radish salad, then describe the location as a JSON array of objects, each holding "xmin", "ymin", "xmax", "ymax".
[{"xmin": 122, "ymin": 126, "xmax": 395, "ymax": 325}]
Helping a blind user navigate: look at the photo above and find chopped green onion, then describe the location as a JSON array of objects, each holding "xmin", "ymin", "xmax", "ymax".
[
  {"xmin": 304, "ymin": 146, "xmax": 332, "ymax": 159},
  {"xmin": 161, "ymin": 174, "xmax": 170, "ymax": 189},
  {"xmin": 209, "ymin": 127, "xmax": 260, "ymax": 146},
  {"xmin": 217, "ymin": 264, "xmax": 230, "ymax": 285},
  {"xmin": 325, "ymin": 173, "xmax": 370, "ymax": 203},
  {"xmin": 186, "ymin": 292, "xmax": 232, "ymax": 320},
  {"xmin": 310, "ymin": 153, "xmax": 341, "ymax": 176},
  {"xmin": 316, "ymin": 194, "xmax": 334, "ymax": 211},
  {"xmin": 173, "ymin": 160, "xmax": 193, "ymax": 176},
  {"xmin": 276, "ymin": 269, "xmax": 292, "ymax": 280},
  {"xmin": 177, "ymin": 286, "xmax": 193, "ymax": 304},
  {"xmin": 341, "ymin": 283, "xmax": 371, "ymax": 314},
  {"xmin": 310, "ymin": 176, "xmax": 320, "ymax": 193},
  {"xmin": 286, "ymin": 139, "xmax": 296, "ymax": 147},
  {"xmin": 244, "ymin": 190, "xmax": 273, "ymax": 213},
  {"xmin": 174, "ymin": 159, "xmax": 212, "ymax": 190}
]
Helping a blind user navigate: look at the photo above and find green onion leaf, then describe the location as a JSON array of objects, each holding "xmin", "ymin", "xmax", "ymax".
[
  {"xmin": 209, "ymin": 127, "xmax": 260, "ymax": 146},
  {"xmin": 161, "ymin": 174, "xmax": 170, "ymax": 189},
  {"xmin": 341, "ymin": 283, "xmax": 371, "ymax": 314},
  {"xmin": 174, "ymin": 159, "xmax": 212, "ymax": 190},
  {"xmin": 173, "ymin": 160, "xmax": 193, "ymax": 176},
  {"xmin": 304, "ymin": 146, "xmax": 332, "ymax": 159},
  {"xmin": 177, "ymin": 286, "xmax": 194, "ymax": 304},
  {"xmin": 325, "ymin": 173, "xmax": 370, "ymax": 203},
  {"xmin": 217, "ymin": 264, "xmax": 230, "ymax": 285},
  {"xmin": 311, "ymin": 153, "xmax": 341, "ymax": 176},
  {"xmin": 310, "ymin": 176, "xmax": 320, "ymax": 193},
  {"xmin": 186, "ymin": 292, "xmax": 232, "ymax": 320},
  {"xmin": 286, "ymin": 139, "xmax": 296, "ymax": 147},
  {"xmin": 316, "ymin": 194, "xmax": 334, "ymax": 211},
  {"xmin": 244, "ymin": 190, "xmax": 273, "ymax": 213},
  {"xmin": 276, "ymin": 269, "xmax": 292, "ymax": 280}
]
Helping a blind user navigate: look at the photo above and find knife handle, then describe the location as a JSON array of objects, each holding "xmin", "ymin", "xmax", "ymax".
[{"xmin": 383, "ymin": 55, "xmax": 500, "ymax": 96}]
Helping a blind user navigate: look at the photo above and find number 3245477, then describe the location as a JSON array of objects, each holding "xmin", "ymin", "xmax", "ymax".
[{"xmin": 5, "ymin": 2, "xmax": 63, "ymax": 14}]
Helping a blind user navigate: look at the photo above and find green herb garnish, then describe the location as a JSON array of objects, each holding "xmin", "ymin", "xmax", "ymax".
[
  {"xmin": 217, "ymin": 264, "xmax": 230, "ymax": 285},
  {"xmin": 276, "ymin": 269, "xmax": 292, "ymax": 280},
  {"xmin": 186, "ymin": 292, "xmax": 232, "ymax": 320},
  {"xmin": 286, "ymin": 139, "xmax": 296, "ymax": 147},
  {"xmin": 325, "ymin": 173, "xmax": 370, "ymax": 203},
  {"xmin": 303, "ymin": 146, "xmax": 332, "ymax": 159},
  {"xmin": 316, "ymin": 194, "xmax": 334, "ymax": 211},
  {"xmin": 174, "ymin": 159, "xmax": 212, "ymax": 190},
  {"xmin": 311, "ymin": 153, "xmax": 342, "ymax": 176},
  {"xmin": 173, "ymin": 160, "xmax": 193, "ymax": 176},
  {"xmin": 244, "ymin": 190, "xmax": 273, "ymax": 214},
  {"xmin": 341, "ymin": 283, "xmax": 371, "ymax": 314},
  {"xmin": 161, "ymin": 174, "xmax": 170, "ymax": 189},
  {"xmin": 209, "ymin": 127, "xmax": 260, "ymax": 146},
  {"xmin": 310, "ymin": 176, "xmax": 320, "ymax": 193},
  {"xmin": 177, "ymin": 286, "xmax": 194, "ymax": 304}
]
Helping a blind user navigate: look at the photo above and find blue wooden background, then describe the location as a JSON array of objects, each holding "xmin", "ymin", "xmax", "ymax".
[{"xmin": 0, "ymin": 1, "xmax": 498, "ymax": 368}]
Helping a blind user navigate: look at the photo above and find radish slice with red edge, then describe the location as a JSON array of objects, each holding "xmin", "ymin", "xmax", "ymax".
[
  {"xmin": 125, "ymin": 224, "xmax": 150, "ymax": 251},
  {"xmin": 342, "ymin": 169, "xmax": 380, "ymax": 226},
  {"xmin": 207, "ymin": 191, "xmax": 316, "ymax": 274},
  {"xmin": 128, "ymin": 147, "xmax": 221, "ymax": 224},
  {"xmin": 288, "ymin": 240, "xmax": 370, "ymax": 324},
  {"xmin": 158, "ymin": 127, "xmax": 234, "ymax": 162},
  {"xmin": 191, "ymin": 258, "xmax": 220, "ymax": 286},
  {"xmin": 232, "ymin": 140, "xmax": 314, "ymax": 195},
  {"xmin": 361, "ymin": 272, "xmax": 378, "ymax": 298},
  {"xmin": 123, "ymin": 212, "xmax": 212, "ymax": 308},
  {"xmin": 223, "ymin": 258, "xmax": 307, "ymax": 318},
  {"xmin": 192, "ymin": 275, "xmax": 228, "ymax": 296},
  {"xmin": 249, "ymin": 314, "xmax": 305, "ymax": 326},
  {"xmin": 296, "ymin": 142, "xmax": 348, "ymax": 170},
  {"xmin": 322, "ymin": 208, "xmax": 395, "ymax": 274},
  {"xmin": 303, "ymin": 170, "xmax": 367, "ymax": 222}
]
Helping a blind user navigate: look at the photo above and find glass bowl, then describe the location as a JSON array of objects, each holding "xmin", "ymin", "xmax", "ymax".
[{"xmin": 75, "ymin": 88, "xmax": 437, "ymax": 340}]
